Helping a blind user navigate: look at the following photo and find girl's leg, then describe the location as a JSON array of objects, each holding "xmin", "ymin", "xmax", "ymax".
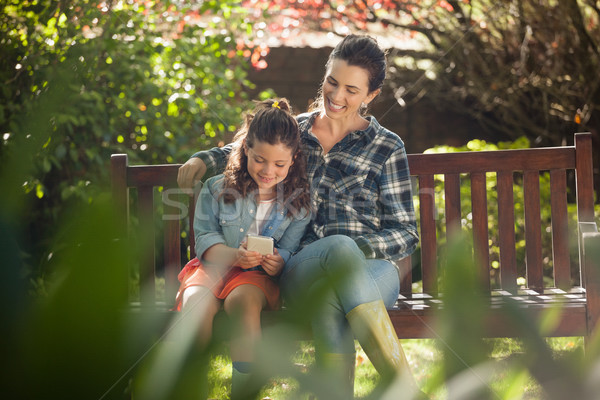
[
  {"xmin": 181, "ymin": 285, "xmax": 221, "ymax": 347},
  {"xmin": 223, "ymin": 284, "xmax": 268, "ymax": 400},
  {"xmin": 223, "ymin": 284, "xmax": 267, "ymax": 361}
]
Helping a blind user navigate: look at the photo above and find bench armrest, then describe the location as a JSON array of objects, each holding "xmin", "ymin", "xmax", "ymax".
[{"xmin": 580, "ymin": 221, "xmax": 600, "ymax": 335}]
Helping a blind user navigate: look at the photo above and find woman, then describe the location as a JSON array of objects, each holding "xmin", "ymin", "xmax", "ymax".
[{"xmin": 178, "ymin": 34, "xmax": 422, "ymax": 397}]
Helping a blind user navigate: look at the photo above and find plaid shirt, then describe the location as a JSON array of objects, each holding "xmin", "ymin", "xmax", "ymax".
[{"xmin": 194, "ymin": 111, "xmax": 418, "ymax": 261}]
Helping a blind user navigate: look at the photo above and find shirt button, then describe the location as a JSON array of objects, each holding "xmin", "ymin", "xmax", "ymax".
[
  {"xmin": 268, "ymin": 226, "xmax": 273, "ymax": 229},
  {"xmin": 221, "ymin": 220, "xmax": 225, "ymax": 224},
  {"xmin": 249, "ymin": 209, "xmax": 254, "ymax": 214},
  {"xmin": 240, "ymin": 228, "xmax": 244, "ymax": 232}
]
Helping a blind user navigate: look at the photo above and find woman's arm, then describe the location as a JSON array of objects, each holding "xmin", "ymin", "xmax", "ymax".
[
  {"xmin": 177, "ymin": 144, "xmax": 233, "ymax": 189},
  {"xmin": 355, "ymin": 146, "xmax": 419, "ymax": 260}
]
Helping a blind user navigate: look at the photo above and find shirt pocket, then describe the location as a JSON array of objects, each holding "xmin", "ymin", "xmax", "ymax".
[{"xmin": 328, "ymin": 163, "xmax": 377, "ymax": 202}]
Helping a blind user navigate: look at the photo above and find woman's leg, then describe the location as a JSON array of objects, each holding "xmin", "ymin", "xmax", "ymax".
[
  {"xmin": 281, "ymin": 235, "xmax": 384, "ymax": 313},
  {"xmin": 281, "ymin": 236, "xmax": 420, "ymax": 393},
  {"xmin": 223, "ymin": 284, "xmax": 267, "ymax": 400}
]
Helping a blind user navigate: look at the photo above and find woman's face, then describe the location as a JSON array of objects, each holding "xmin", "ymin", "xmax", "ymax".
[
  {"xmin": 321, "ymin": 59, "xmax": 379, "ymax": 120},
  {"xmin": 245, "ymin": 140, "xmax": 294, "ymax": 200}
]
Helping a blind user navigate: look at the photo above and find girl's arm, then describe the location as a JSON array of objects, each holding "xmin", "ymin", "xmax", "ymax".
[
  {"xmin": 193, "ymin": 179, "xmax": 263, "ymax": 271},
  {"xmin": 260, "ymin": 209, "xmax": 311, "ymax": 276},
  {"xmin": 273, "ymin": 209, "xmax": 312, "ymax": 263}
]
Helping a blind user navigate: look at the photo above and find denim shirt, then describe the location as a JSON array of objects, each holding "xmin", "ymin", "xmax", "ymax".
[{"xmin": 194, "ymin": 175, "xmax": 311, "ymax": 264}]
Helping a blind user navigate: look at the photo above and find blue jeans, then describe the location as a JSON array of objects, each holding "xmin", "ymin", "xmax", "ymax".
[{"xmin": 280, "ymin": 235, "xmax": 400, "ymax": 355}]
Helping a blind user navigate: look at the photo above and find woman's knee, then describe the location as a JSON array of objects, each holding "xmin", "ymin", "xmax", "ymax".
[{"xmin": 321, "ymin": 235, "xmax": 364, "ymax": 266}]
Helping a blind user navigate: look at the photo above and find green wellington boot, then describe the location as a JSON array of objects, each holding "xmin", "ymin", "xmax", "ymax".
[{"xmin": 346, "ymin": 300, "xmax": 424, "ymax": 397}]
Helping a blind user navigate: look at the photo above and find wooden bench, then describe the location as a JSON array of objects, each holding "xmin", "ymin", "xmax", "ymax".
[{"xmin": 111, "ymin": 132, "xmax": 599, "ymax": 340}]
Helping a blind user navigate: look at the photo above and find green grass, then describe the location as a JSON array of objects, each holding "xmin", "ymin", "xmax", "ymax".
[{"xmin": 200, "ymin": 337, "xmax": 584, "ymax": 399}]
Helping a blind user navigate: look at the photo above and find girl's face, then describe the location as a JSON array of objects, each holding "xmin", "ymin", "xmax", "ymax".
[
  {"xmin": 245, "ymin": 140, "xmax": 294, "ymax": 200},
  {"xmin": 322, "ymin": 59, "xmax": 379, "ymax": 120}
]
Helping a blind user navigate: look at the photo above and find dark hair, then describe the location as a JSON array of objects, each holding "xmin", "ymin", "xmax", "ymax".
[
  {"xmin": 222, "ymin": 98, "xmax": 311, "ymax": 216},
  {"xmin": 310, "ymin": 34, "xmax": 387, "ymax": 113}
]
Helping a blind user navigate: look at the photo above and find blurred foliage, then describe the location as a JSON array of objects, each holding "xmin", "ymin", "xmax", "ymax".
[
  {"xmin": 0, "ymin": 0, "xmax": 259, "ymax": 286},
  {"xmin": 238, "ymin": 0, "xmax": 600, "ymax": 147}
]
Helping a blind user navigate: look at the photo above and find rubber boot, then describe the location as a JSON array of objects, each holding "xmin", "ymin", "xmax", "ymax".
[
  {"xmin": 346, "ymin": 300, "xmax": 424, "ymax": 397},
  {"xmin": 317, "ymin": 352, "xmax": 356, "ymax": 399}
]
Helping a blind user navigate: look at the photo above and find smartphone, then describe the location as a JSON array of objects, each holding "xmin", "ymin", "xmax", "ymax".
[{"xmin": 246, "ymin": 234, "xmax": 274, "ymax": 256}]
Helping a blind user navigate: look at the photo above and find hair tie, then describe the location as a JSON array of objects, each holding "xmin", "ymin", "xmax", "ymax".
[{"xmin": 272, "ymin": 101, "xmax": 280, "ymax": 109}]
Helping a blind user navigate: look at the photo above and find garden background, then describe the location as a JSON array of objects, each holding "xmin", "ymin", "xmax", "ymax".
[{"xmin": 1, "ymin": 1, "xmax": 600, "ymax": 399}]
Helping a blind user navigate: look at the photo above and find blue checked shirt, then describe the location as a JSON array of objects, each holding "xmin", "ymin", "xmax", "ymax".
[{"xmin": 193, "ymin": 111, "xmax": 419, "ymax": 261}]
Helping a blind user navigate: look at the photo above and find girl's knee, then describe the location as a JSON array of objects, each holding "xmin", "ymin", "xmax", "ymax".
[
  {"xmin": 224, "ymin": 286, "xmax": 266, "ymax": 315},
  {"xmin": 182, "ymin": 286, "xmax": 220, "ymax": 315}
]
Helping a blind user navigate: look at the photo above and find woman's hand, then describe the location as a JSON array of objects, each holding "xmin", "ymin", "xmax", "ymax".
[
  {"xmin": 177, "ymin": 157, "xmax": 207, "ymax": 190},
  {"xmin": 260, "ymin": 249, "xmax": 284, "ymax": 276}
]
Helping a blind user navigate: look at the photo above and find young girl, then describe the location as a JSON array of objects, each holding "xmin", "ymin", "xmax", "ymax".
[{"xmin": 173, "ymin": 98, "xmax": 311, "ymax": 399}]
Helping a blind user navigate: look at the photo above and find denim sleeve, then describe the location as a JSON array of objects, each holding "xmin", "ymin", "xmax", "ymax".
[
  {"xmin": 276, "ymin": 209, "xmax": 311, "ymax": 263},
  {"xmin": 191, "ymin": 143, "xmax": 233, "ymax": 179},
  {"xmin": 193, "ymin": 177, "xmax": 227, "ymax": 260}
]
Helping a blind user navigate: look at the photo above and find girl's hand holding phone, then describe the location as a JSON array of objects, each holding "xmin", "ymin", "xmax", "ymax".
[
  {"xmin": 261, "ymin": 249, "xmax": 284, "ymax": 276},
  {"xmin": 234, "ymin": 241, "xmax": 263, "ymax": 269}
]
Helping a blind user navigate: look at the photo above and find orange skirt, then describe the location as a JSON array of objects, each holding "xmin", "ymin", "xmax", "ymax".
[{"xmin": 173, "ymin": 258, "xmax": 280, "ymax": 311}]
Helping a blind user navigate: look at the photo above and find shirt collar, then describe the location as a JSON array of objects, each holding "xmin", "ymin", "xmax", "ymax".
[{"xmin": 299, "ymin": 111, "xmax": 379, "ymax": 146}]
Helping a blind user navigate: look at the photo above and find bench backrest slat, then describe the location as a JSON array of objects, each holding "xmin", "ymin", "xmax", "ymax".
[
  {"xmin": 524, "ymin": 170, "xmax": 544, "ymax": 292},
  {"xmin": 418, "ymin": 174, "xmax": 438, "ymax": 295},
  {"xmin": 497, "ymin": 170, "xmax": 518, "ymax": 293},
  {"xmin": 138, "ymin": 185, "xmax": 156, "ymax": 306},
  {"xmin": 550, "ymin": 169, "xmax": 571, "ymax": 289},
  {"xmin": 408, "ymin": 147, "xmax": 575, "ymax": 174},
  {"xmin": 470, "ymin": 172, "xmax": 490, "ymax": 291},
  {"xmin": 444, "ymin": 173, "xmax": 462, "ymax": 236}
]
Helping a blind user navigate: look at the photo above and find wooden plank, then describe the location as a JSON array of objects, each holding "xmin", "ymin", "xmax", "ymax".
[
  {"xmin": 523, "ymin": 170, "xmax": 543, "ymax": 291},
  {"xmin": 138, "ymin": 185, "xmax": 156, "ymax": 307},
  {"xmin": 497, "ymin": 171, "xmax": 518, "ymax": 293},
  {"xmin": 128, "ymin": 164, "xmax": 181, "ymax": 187},
  {"xmin": 418, "ymin": 174, "xmax": 437, "ymax": 295},
  {"xmin": 396, "ymin": 257, "xmax": 413, "ymax": 297},
  {"xmin": 444, "ymin": 173, "xmax": 461, "ymax": 236},
  {"xmin": 163, "ymin": 210, "xmax": 181, "ymax": 309},
  {"xmin": 471, "ymin": 172, "xmax": 491, "ymax": 291},
  {"xmin": 387, "ymin": 304, "xmax": 588, "ymax": 338},
  {"xmin": 550, "ymin": 169, "xmax": 571, "ymax": 289},
  {"xmin": 574, "ymin": 133, "xmax": 595, "ymax": 222},
  {"xmin": 408, "ymin": 147, "xmax": 575, "ymax": 175},
  {"xmin": 110, "ymin": 154, "xmax": 130, "ymax": 304}
]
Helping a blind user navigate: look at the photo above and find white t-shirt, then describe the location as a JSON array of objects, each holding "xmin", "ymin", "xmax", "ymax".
[{"xmin": 248, "ymin": 198, "xmax": 276, "ymax": 236}]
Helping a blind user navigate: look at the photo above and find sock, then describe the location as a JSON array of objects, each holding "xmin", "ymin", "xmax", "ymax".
[{"xmin": 232, "ymin": 361, "xmax": 253, "ymax": 374}]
